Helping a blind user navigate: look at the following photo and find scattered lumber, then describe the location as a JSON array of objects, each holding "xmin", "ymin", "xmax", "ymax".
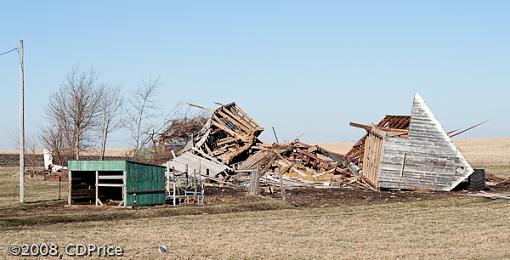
[
  {"xmin": 467, "ymin": 192, "xmax": 510, "ymax": 200},
  {"xmin": 234, "ymin": 140, "xmax": 364, "ymax": 189}
]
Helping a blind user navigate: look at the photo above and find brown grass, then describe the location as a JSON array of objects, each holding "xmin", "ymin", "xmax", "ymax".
[
  {"xmin": 1, "ymin": 197, "xmax": 509, "ymax": 259},
  {"xmin": 0, "ymin": 167, "xmax": 66, "ymax": 209},
  {"xmin": 454, "ymin": 137, "xmax": 510, "ymax": 178}
]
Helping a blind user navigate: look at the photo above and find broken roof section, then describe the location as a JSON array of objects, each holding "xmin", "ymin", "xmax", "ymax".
[
  {"xmin": 350, "ymin": 93, "xmax": 474, "ymax": 191},
  {"xmin": 180, "ymin": 102, "xmax": 264, "ymax": 165},
  {"xmin": 346, "ymin": 115, "xmax": 411, "ymax": 164}
]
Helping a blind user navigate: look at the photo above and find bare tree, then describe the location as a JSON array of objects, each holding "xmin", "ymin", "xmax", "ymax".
[
  {"xmin": 44, "ymin": 67, "xmax": 105, "ymax": 160},
  {"xmin": 26, "ymin": 134, "xmax": 40, "ymax": 174},
  {"xmin": 98, "ymin": 86, "xmax": 123, "ymax": 160},
  {"xmin": 127, "ymin": 77, "xmax": 160, "ymax": 159},
  {"xmin": 41, "ymin": 124, "xmax": 68, "ymax": 166}
]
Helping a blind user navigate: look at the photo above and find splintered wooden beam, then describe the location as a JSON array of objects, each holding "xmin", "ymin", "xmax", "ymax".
[
  {"xmin": 449, "ymin": 121, "xmax": 487, "ymax": 138},
  {"xmin": 350, "ymin": 122, "xmax": 386, "ymax": 139},
  {"xmin": 216, "ymin": 137, "xmax": 238, "ymax": 146},
  {"xmin": 350, "ymin": 122, "xmax": 372, "ymax": 131},
  {"xmin": 467, "ymin": 192, "xmax": 510, "ymax": 200},
  {"xmin": 186, "ymin": 103, "xmax": 214, "ymax": 111}
]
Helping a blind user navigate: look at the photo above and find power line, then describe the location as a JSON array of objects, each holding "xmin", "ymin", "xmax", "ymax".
[{"xmin": 0, "ymin": 47, "xmax": 18, "ymax": 56}]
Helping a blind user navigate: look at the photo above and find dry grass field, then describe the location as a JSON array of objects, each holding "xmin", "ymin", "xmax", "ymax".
[
  {"xmin": 455, "ymin": 138, "xmax": 510, "ymax": 178},
  {"xmin": 0, "ymin": 138, "xmax": 509, "ymax": 259},
  {"xmin": 2, "ymin": 197, "xmax": 509, "ymax": 259}
]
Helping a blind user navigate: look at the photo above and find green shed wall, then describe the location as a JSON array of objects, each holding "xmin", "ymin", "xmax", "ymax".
[{"xmin": 125, "ymin": 161, "xmax": 166, "ymax": 206}]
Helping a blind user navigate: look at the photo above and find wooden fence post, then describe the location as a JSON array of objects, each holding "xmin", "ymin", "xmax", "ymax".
[
  {"xmin": 249, "ymin": 169, "xmax": 260, "ymax": 196},
  {"xmin": 279, "ymin": 165, "xmax": 286, "ymax": 201}
]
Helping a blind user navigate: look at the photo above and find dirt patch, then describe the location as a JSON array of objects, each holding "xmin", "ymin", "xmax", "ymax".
[
  {"xmin": 193, "ymin": 186, "xmax": 456, "ymax": 208},
  {"xmin": 278, "ymin": 187, "xmax": 454, "ymax": 207}
]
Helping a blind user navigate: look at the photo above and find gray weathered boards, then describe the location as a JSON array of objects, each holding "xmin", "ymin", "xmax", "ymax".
[{"xmin": 363, "ymin": 93, "xmax": 474, "ymax": 191}]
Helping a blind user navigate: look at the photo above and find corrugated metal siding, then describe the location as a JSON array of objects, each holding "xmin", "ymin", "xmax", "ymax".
[
  {"xmin": 125, "ymin": 161, "xmax": 166, "ymax": 206},
  {"xmin": 68, "ymin": 160, "xmax": 127, "ymax": 171}
]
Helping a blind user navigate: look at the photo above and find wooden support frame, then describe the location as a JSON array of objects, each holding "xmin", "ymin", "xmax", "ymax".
[
  {"xmin": 123, "ymin": 171, "xmax": 127, "ymax": 208},
  {"xmin": 361, "ymin": 133, "xmax": 384, "ymax": 189},
  {"xmin": 98, "ymin": 183, "xmax": 124, "ymax": 187},
  {"xmin": 98, "ymin": 175, "xmax": 124, "ymax": 180},
  {"xmin": 90, "ymin": 170, "xmax": 126, "ymax": 208},
  {"xmin": 68, "ymin": 170, "xmax": 72, "ymax": 206},
  {"xmin": 95, "ymin": 170, "xmax": 99, "ymax": 206}
]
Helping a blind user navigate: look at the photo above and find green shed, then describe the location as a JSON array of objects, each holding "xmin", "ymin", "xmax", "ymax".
[{"xmin": 67, "ymin": 160, "xmax": 166, "ymax": 207}]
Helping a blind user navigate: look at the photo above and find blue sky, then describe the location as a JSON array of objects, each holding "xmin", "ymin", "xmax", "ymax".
[{"xmin": 1, "ymin": 1, "xmax": 509, "ymax": 149}]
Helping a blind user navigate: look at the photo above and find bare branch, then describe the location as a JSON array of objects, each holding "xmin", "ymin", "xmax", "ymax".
[
  {"xmin": 98, "ymin": 86, "xmax": 124, "ymax": 160},
  {"xmin": 126, "ymin": 76, "xmax": 161, "ymax": 160}
]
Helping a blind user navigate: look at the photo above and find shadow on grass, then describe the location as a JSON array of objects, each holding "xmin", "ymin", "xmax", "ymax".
[{"xmin": 0, "ymin": 201, "xmax": 291, "ymax": 230}]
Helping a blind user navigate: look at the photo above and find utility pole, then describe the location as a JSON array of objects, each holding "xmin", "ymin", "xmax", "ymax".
[{"xmin": 19, "ymin": 40, "xmax": 25, "ymax": 203}]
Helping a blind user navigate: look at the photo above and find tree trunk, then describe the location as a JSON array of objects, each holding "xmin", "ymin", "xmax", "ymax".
[
  {"xmin": 100, "ymin": 126, "xmax": 108, "ymax": 160},
  {"xmin": 74, "ymin": 129, "xmax": 80, "ymax": 160}
]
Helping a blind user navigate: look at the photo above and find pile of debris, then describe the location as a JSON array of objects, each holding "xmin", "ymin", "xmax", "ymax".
[
  {"xmin": 163, "ymin": 102, "xmax": 364, "ymax": 190},
  {"xmin": 163, "ymin": 93, "xmax": 495, "ymax": 193},
  {"xmin": 234, "ymin": 141, "xmax": 364, "ymax": 188}
]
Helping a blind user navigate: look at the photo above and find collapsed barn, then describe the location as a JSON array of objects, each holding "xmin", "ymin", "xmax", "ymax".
[
  {"xmin": 160, "ymin": 103, "xmax": 366, "ymax": 191},
  {"xmin": 164, "ymin": 94, "xmax": 484, "ymax": 193}
]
